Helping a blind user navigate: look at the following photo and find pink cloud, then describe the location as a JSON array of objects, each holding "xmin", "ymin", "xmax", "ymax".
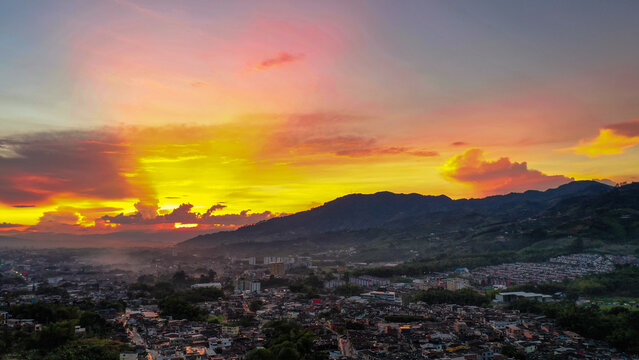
[
  {"xmin": 441, "ymin": 148, "xmax": 573, "ymax": 195},
  {"xmin": 255, "ymin": 52, "xmax": 305, "ymax": 70}
]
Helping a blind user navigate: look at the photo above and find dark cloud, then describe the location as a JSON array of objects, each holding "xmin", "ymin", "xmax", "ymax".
[
  {"xmin": 101, "ymin": 202, "xmax": 277, "ymax": 227},
  {"xmin": 442, "ymin": 148, "xmax": 573, "ymax": 195},
  {"xmin": 255, "ymin": 52, "xmax": 304, "ymax": 70},
  {"xmin": 204, "ymin": 203, "xmax": 226, "ymax": 217},
  {"xmin": 605, "ymin": 119, "xmax": 639, "ymax": 137},
  {"xmin": 0, "ymin": 131, "xmax": 150, "ymax": 205},
  {"xmin": 451, "ymin": 141, "xmax": 468, "ymax": 146},
  {"xmin": 0, "ymin": 222, "xmax": 24, "ymax": 228}
]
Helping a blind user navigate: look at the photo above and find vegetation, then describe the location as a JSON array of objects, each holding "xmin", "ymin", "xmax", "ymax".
[
  {"xmin": 196, "ymin": 269, "xmax": 217, "ymax": 283},
  {"xmin": 260, "ymin": 276, "xmax": 291, "ymax": 289},
  {"xmin": 130, "ymin": 271, "xmax": 224, "ymax": 321},
  {"xmin": 411, "ymin": 288, "xmax": 490, "ymax": 307},
  {"xmin": 333, "ymin": 284, "xmax": 364, "ymax": 297},
  {"xmin": 246, "ymin": 320, "xmax": 325, "ymax": 360},
  {"xmin": 501, "ymin": 344, "xmax": 526, "ymax": 360},
  {"xmin": 158, "ymin": 296, "xmax": 206, "ymax": 321},
  {"xmin": 9, "ymin": 302, "xmax": 80, "ymax": 324},
  {"xmin": 249, "ymin": 300, "xmax": 263, "ymax": 312},
  {"xmin": 182, "ymin": 182, "xmax": 639, "ymax": 271},
  {"xmin": 508, "ymin": 300, "xmax": 639, "ymax": 353},
  {"xmin": 500, "ymin": 265, "xmax": 639, "ymax": 353},
  {"xmin": 156, "ymin": 286, "xmax": 223, "ymax": 321},
  {"xmin": 508, "ymin": 265, "xmax": 639, "ymax": 299},
  {"xmin": 41, "ymin": 338, "xmax": 131, "ymax": 360},
  {"xmin": 288, "ymin": 275, "xmax": 323, "ymax": 297},
  {"xmin": 0, "ymin": 302, "xmax": 130, "ymax": 359},
  {"xmin": 129, "ymin": 281, "xmax": 176, "ymax": 299}
]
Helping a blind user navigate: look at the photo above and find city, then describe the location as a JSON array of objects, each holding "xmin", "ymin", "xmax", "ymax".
[{"xmin": 0, "ymin": 247, "xmax": 637, "ymax": 359}]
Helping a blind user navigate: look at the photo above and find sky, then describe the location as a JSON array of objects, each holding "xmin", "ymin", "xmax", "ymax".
[{"xmin": 1, "ymin": 0, "xmax": 639, "ymax": 244}]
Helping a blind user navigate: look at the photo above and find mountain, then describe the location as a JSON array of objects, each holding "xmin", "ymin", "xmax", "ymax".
[
  {"xmin": 0, "ymin": 235, "xmax": 37, "ymax": 247},
  {"xmin": 178, "ymin": 181, "xmax": 620, "ymax": 253}
]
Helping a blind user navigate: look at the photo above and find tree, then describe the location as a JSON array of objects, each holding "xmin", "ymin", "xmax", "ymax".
[
  {"xmin": 247, "ymin": 348, "xmax": 274, "ymax": 360},
  {"xmin": 334, "ymin": 284, "xmax": 363, "ymax": 297},
  {"xmin": 501, "ymin": 345, "xmax": 526, "ymax": 360},
  {"xmin": 569, "ymin": 237, "xmax": 584, "ymax": 253},
  {"xmin": 171, "ymin": 271, "xmax": 191, "ymax": 288},
  {"xmin": 259, "ymin": 320, "xmax": 321, "ymax": 359},
  {"xmin": 158, "ymin": 296, "xmax": 205, "ymax": 321},
  {"xmin": 276, "ymin": 346, "xmax": 300, "ymax": 360},
  {"xmin": 249, "ymin": 300, "xmax": 263, "ymax": 312},
  {"xmin": 137, "ymin": 274, "xmax": 155, "ymax": 284}
]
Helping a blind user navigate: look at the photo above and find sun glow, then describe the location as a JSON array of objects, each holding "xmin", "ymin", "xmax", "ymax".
[{"xmin": 174, "ymin": 223, "xmax": 198, "ymax": 229}]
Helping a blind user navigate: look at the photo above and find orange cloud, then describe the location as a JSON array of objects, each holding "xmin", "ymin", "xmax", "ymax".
[
  {"xmin": 441, "ymin": 148, "xmax": 573, "ymax": 195},
  {"xmin": 572, "ymin": 120, "xmax": 639, "ymax": 157},
  {"xmin": 254, "ymin": 52, "xmax": 305, "ymax": 70},
  {"xmin": 28, "ymin": 209, "xmax": 84, "ymax": 233}
]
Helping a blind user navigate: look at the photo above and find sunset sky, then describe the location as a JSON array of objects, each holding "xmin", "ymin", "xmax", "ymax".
[{"xmin": 1, "ymin": 0, "xmax": 639, "ymax": 242}]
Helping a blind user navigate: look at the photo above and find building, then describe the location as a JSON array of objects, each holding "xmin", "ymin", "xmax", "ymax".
[
  {"xmin": 236, "ymin": 279, "xmax": 261, "ymax": 293},
  {"xmin": 324, "ymin": 279, "xmax": 346, "ymax": 289},
  {"xmin": 361, "ymin": 291, "xmax": 396, "ymax": 302},
  {"xmin": 209, "ymin": 337, "xmax": 232, "ymax": 352},
  {"xmin": 269, "ymin": 262, "xmax": 285, "ymax": 276},
  {"xmin": 349, "ymin": 275, "xmax": 390, "ymax": 288},
  {"xmin": 221, "ymin": 326, "xmax": 240, "ymax": 336},
  {"xmin": 297, "ymin": 256, "xmax": 312, "ymax": 267},
  {"xmin": 446, "ymin": 277, "xmax": 469, "ymax": 291},
  {"xmin": 494, "ymin": 291, "xmax": 552, "ymax": 303},
  {"xmin": 264, "ymin": 256, "xmax": 295, "ymax": 265},
  {"xmin": 248, "ymin": 257, "xmax": 256, "ymax": 265},
  {"xmin": 191, "ymin": 282, "xmax": 222, "ymax": 289}
]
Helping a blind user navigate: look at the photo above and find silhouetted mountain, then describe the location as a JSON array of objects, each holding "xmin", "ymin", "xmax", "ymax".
[
  {"xmin": 0, "ymin": 235, "xmax": 37, "ymax": 247},
  {"xmin": 179, "ymin": 180, "xmax": 617, "ymax": 250}
]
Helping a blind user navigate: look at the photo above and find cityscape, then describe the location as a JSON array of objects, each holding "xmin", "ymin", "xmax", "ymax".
[
  {"xmin": 0, "ymin": 241, "xmax": 638, "ymax": 359},
  {"xmin": 2, "ymin": 1, "xmax": 639, "ymax": 359}
]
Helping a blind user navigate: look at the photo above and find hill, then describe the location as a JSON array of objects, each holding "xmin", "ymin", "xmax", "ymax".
[{"xmin": 177, "ymin": 181, "xmax": 639, "ymax": 262}]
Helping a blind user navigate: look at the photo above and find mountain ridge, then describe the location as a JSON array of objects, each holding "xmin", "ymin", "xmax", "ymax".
[{"xmin": 179, "ymin": 180, "xmax": 617, "ymax": 250}]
